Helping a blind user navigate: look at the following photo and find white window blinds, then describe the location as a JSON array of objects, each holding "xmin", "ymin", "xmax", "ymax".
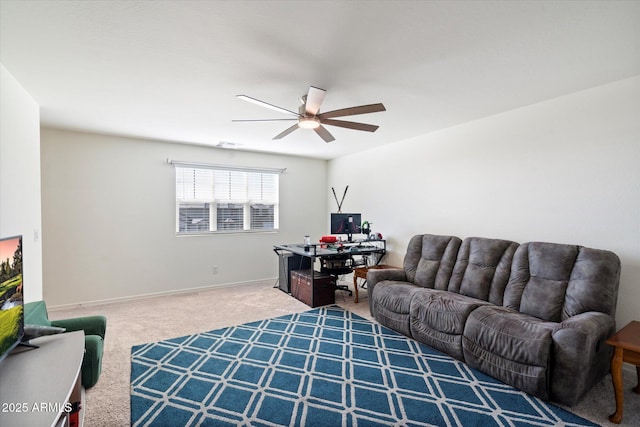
[
  {"xmin": 174, "ymin": 165, "xmax": 280, "ymax": 234},
  {"xmin": 176, "ymin": 168, "xmax": 214, "ymax": 201}
]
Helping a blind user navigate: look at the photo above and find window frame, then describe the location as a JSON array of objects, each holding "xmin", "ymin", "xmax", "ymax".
[{"xmin": 173, "ymin": 161, "xmax": 282, "ymax": 236}]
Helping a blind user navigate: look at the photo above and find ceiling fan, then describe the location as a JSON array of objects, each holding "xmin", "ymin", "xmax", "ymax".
[{"xmin": 233, "ymin": 86, "xmax": 385, "ymax": 143}]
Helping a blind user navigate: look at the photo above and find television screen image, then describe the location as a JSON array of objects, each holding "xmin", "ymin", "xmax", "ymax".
[
  {"xmin": 330, "ymin": 213, "xmax": 362, "ymax": 235},
  {"xmin": 0, "ymin": 235, "xmax": 23, "ymax": 362}
]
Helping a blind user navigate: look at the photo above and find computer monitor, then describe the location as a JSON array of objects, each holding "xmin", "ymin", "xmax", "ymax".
[{"xmin": 330, "ymin": 213, "xmax": 361, "ymax": 240}]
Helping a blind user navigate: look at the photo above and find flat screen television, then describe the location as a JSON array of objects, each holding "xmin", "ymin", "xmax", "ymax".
[
  {"xmin": 330, "ymin": 213, "xmax": 362, "ymax": 238},
  {"xmin": 0, "ymin": 235, "xmax": 24, "ymax": 362}
]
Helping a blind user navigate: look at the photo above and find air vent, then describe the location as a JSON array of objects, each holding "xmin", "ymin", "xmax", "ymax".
[{"xmin": 215, "ymin": 141, "xmax": 241, "ymax": 149}]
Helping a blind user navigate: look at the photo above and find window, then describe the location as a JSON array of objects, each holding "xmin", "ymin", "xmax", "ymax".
[
  {"xmin": 251, "ymin": 204, "xmax": 275, "ymax": 230},
  {"xmin": 175, "ymin": 164, "xmax": 280, "ymax": 234},
  {"xmin": 217, "ymin": 203, "xmax": 244, "ymax": 231},
  {"xmin": 178, "ymin": 202, "xmax": 210, "ymax": 233}
]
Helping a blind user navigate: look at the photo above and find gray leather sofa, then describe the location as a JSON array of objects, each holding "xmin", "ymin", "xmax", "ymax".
[{"xmin": 368, "ymin": 234, "xmax": 620, "ymax": 406}]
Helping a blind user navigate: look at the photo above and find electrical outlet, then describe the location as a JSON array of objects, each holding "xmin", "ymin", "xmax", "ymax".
[{"xmin": 212, "ymin": 265, "xmax": 218, "ymax": 274}]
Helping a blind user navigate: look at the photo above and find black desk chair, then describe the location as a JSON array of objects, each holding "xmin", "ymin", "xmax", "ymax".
[{"xmin": 320, "ymin": 254, "xmax": 353, "ymax": 297}]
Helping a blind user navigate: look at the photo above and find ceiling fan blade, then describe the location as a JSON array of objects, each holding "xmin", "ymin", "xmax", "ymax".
[
  {"xmin": 236, "ymin": 95, "xmax": 300, "ymax": 116},
  {"xmin": 314, "ymin": 125, "xmax": 335, "ymax": 143},
  {"xmin": 321, "ymin": 118, "xmax": 379, "ymax": 132},
  {"xmin": 273, "ymin": 124, "xmax": 300, "ymax": 140},
  {"xmin": 305, "ymin": 86, "xmax": 326, "ymax": 116},
  {"xmin": 232, "ymin": 119, "xmax": 297, "ymax": 122},
  {"xmin": 317, "ymin": 103, "xmax": 386, "ymax": 119}
]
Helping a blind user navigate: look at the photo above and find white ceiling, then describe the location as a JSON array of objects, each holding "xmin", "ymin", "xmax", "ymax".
[{"xmin": 1, "ymin": 1, "xmax": 639, "ymax": 160}]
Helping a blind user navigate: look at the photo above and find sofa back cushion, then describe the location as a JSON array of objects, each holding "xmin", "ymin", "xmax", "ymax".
[
  {"xmin": 503, "ymin": 242, "xmax": 621, "ymax": 322},
  {"xmin": 24, "ymin": 300, "xmax": 52, "ymax": 327},
  {"xmin": 404, "ymin": 234, "xmax": 461, "ymax": 289},
  {"xmin": 563, "ymin": 246, "xmax": 621, "ymax": 319},
  {"xmin": 448, "ymin": 237, "xmax": 519, "ymax": 305}
]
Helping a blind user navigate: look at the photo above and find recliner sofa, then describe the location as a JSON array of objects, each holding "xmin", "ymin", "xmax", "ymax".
[{"xmin": 368, "ymin": 234, "xmax": 620, "ymax": 406}]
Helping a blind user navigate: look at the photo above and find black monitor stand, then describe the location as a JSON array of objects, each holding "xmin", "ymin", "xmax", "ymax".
[{"xmin": 10, "ymin": 341, "xmax": 39, "ymax": 355}]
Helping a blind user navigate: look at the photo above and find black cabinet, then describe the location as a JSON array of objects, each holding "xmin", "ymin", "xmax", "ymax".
[{"xmin": 278, "ymin": 253, "xmax": 311, "ymax": 293}]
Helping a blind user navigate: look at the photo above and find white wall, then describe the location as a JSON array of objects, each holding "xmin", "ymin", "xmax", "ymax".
[
  {"xmin": 40, "ymin": 129, "xmax": 327, "ymax": 306},
  {"xmin": 328, "ymin": 76, "xmax": 640, "ymax": 328},
  {"xmin": 0, "ymin": 64, "xmax": 43, "ymax": 302}
]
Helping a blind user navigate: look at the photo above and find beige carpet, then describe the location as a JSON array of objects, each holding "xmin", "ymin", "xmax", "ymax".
[{"xmin": 50, "ymin": 280, "xmax": 639, "ymax": 427}]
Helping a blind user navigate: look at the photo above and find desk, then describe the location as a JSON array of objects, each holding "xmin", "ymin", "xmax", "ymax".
[
  {"xmin": 274, "ymin": 240, "xmax": 386, "ymax": 304},
  {"xmin": 606, "ymin": 320, "xmax": 640, "ymax": 424}
]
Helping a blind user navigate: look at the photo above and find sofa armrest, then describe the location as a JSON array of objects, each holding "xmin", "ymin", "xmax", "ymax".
[
  {"xmin": 367, "ymin": 268, "xmax": 406, "ymax": 314},
  {"xmin": 52, "ymin": 315, "xmax": 107, "ymax": 339},
  {"xmin": 550, "ymin": 311, "xmax": 615, "ymax": 405},
  {"xmin": 81, "ymin": 334, "xmax": 105, "ymax": 388},
  {"xmin": 367, "ymin": 268, "xmax": 406, "ymax": 286}
]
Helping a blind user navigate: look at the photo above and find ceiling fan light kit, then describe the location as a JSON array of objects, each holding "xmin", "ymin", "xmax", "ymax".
[
  {"xmin": 234, "ymin": 86, "xmax": 385, "ymax": 143},
  {"xmin": 298, "ymin": 117, "xmax": 320, "ymax": 129}
]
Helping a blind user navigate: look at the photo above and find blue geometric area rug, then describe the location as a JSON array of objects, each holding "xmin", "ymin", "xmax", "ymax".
[{"xmin": 131, "ymin": 306, "xmax": 597, "ymax": 427}]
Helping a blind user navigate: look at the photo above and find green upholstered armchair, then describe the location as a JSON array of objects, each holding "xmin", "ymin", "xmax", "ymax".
[{"xmin": 24, "ymin": 301, "xmax": 106, "ymax": 388}]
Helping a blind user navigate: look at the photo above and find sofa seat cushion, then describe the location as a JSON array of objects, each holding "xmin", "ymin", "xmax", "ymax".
[
  {"xmin": 372, "ymin": 281, "xmax": 422, "ymax": 337},
  {"xmin": 410, "ymin": 289, "xmax": 490, "ymax": 360},
  {"xmin": 462, "ymin": 306, "xmax": 557, "ymax": 399}
]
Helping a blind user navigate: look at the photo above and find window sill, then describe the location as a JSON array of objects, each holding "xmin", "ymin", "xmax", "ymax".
[{"xmin": 176, "ymin": 230, "xmax": 279, "ymax": 237}]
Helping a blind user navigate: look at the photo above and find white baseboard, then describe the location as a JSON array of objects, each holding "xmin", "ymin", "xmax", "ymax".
[{"xmin": 48, "ymin": 277, "xmax": 278, "ymax": 311}]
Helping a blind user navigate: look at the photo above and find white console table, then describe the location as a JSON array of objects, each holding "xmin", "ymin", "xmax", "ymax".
[{"xmin": 0, "ymin": 331, "xmax": 84, "ymax": 427}]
